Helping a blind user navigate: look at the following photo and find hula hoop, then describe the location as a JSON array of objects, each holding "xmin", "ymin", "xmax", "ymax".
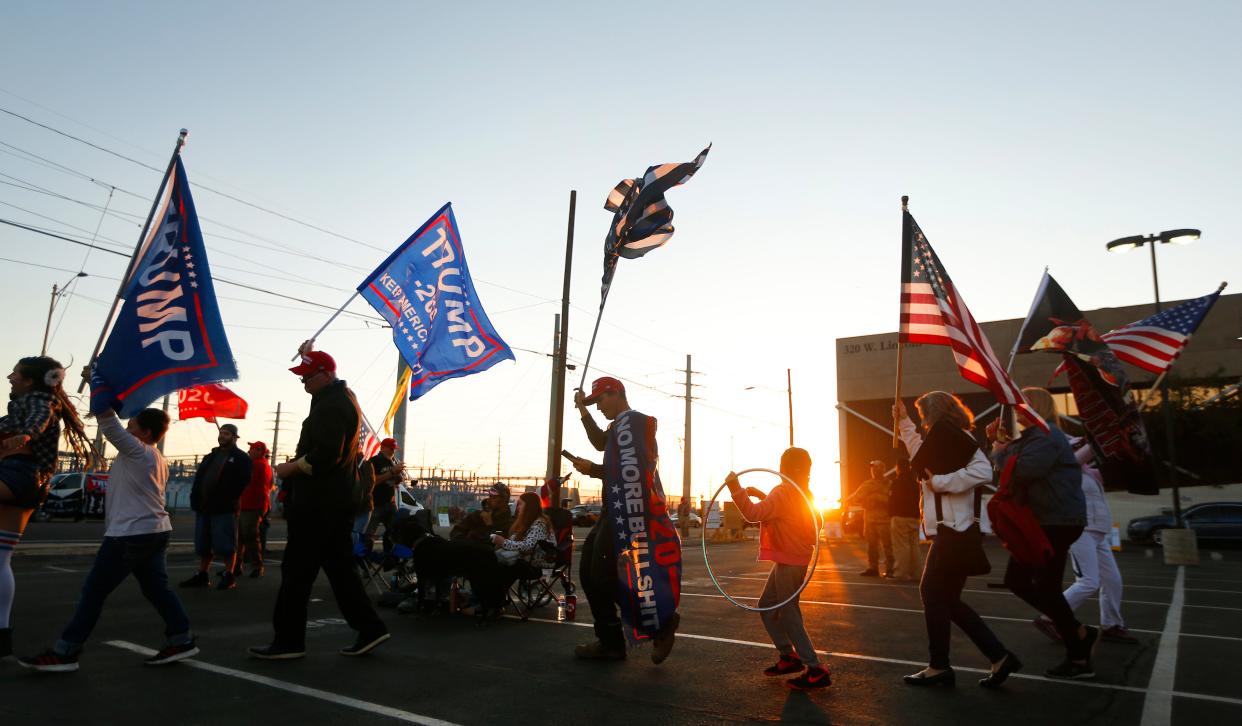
[{"xmin": 700, "ymin": 467, "xmax": 823, "ymax": 613}]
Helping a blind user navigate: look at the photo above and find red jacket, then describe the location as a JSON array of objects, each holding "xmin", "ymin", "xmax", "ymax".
[
  {"xmin": 727, "ymin": 480, "xmax": 817, "ymax": 566},
  {"xmin": 238, "ymin": 458, "xmax": 273, "ymax": 513}
]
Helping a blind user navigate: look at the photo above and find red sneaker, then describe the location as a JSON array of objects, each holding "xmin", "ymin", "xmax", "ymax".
[
  {"xmin": 787, "ymin": 666, "xmax": 831, "ymax": 690},
  {"xmin": 764, "ymin": 654, "xmax": 804, "ymax": 676}
]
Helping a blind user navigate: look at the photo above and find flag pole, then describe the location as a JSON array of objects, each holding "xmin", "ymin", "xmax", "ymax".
[
  {"xmin": 577, "ymin": 255, "xmax": 617, "ymax": 391},
  {"xmin": 79, "ymin": 129, "xmax": 188, "ymax": 393},
  {"xmin": 893, "ymin": 195, "xmax": 908, "ymax": 448},
  {"xmin": 292, "ymin": 290, "xmax": 361, "ymax": 361}
]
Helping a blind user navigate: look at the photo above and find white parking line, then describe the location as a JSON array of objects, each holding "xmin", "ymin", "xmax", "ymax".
[
  {"xmin": 105, "ymin": 640, "xmax": 462, "ymax": 726},
  {"xmin": 1141, "ymin": 566, "xmax": 1185, "ymax": 726},
  {"xmin": 525, "ymin": 616, "xmax": 1242, "ymax": 707}
]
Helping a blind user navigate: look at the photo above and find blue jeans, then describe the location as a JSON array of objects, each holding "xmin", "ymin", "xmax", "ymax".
[
  {"xmin": 352, "ymin": 513, "xmax": 371, "ymax": 547},
  {"xmin": 56, "ymin": 532, "xmax": 191, "ymax": 655},
  {"xmin": 194, "ymin": 512, "xmax": 238, "ymax": 557}
]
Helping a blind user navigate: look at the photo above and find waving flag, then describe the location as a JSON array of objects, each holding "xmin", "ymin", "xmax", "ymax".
[
  {"xmin": 90, "ymin": 157, "xmax": 237, "ymax": 416},
  {"xmin": 177, "ymin": 384, "xmax": 248, "ymax": 423},
  {"xmin": 899, "ymin": 209, "xmax": 1046, "ymax": 430},
  {"xmin": 359, "ymin": 416, "xmax": 382, "ymax": 460},
  {"xmin": 601, "ymin": 145, "xmax": 710, "ymax": 297},
  {"xmin": 1100, "ymin": 284, "xmax": 1226, "ymax": 374},
  {"xmin": 357, "ymin": 203, "xmax": 513, "ymax": 401}
]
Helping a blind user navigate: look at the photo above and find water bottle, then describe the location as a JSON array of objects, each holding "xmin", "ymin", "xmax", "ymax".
[
  {"xmin": 556, "ymin": 597, "xmax": 567, "ymax": 621},
  {"xmin": 565, "ymin": 592, "xmax": 577, "ymax": 621}
]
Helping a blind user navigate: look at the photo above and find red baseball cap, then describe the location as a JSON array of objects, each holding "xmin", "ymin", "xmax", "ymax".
[
  {"xmin": 290, "ymin": 351, "xmax": 336, "ymax": 377},
  {"xmin": 380, "ymin": 438, "xmax": 399, "ymax": 449},
  {"xmin": 582, "ymin": 376, "xmax": 625, "ymax": 405},
  {"xmin": 248, "ymin": 441, "xmax": 269, "ymax": 454}
]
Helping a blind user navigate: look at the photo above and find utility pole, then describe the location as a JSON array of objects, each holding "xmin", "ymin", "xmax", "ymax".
[
  {"xmin": 42, "ymin": 284, "xmax": 59, "ymax": 357},
  {"xmin": 544, "ymin": 314, "xmax": 562, "ymax": 481},
  {"xmin": 393, "ymin": 355, "xmax": 409, "ymax": 456},
  {"xmin": 270, "ymin": 402, "xmax": 282, "ymax": 468},
  {"xmin": 679, "ymin": 354, "xmax": 699, "ymax": 538},
  {"xmin": 787, "ymin": 368, "xmax": 795, "ymax": 447},
  {"xmin": 157, "ymin": 395, "xmax": 170, "ymax": 453}
]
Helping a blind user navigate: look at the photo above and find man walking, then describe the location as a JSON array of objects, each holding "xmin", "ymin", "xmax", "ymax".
[
  {"xmin": 238, "ymin": 441, "xmax": 274, "ymax": 578},
  {"xmin": 843, "ymin": 460, "xmax": 894, "ymax": 577},
  {"xmin": 249, "ymin": 350, "xmax": 388, "ymax": 659},
  {"xmin": 569, "ymin": 377, "xmax": 679, "ymax": 664},
  {"xmin": 20, "ymin": 408, "xmax": 197, "ymax": 671},
  {"xmin": 182, "ymin": 423, "xmax": 251, "ymax": 591}
]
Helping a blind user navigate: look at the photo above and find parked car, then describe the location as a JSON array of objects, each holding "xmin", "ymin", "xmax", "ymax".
[
  {"xmin": 669, "ymin": 511, "xmax": 703, "ymax": 527},
  {"xmin": 396, "ymin": 483, "xmax": 425, "ymax": 518},
  {"xmin": 571, "ymin": 504, "xmax": 601, "ymax": 527},
  {"xmin": 38, "ymin": 472, "xmax": 110, "ymax": 521},
  {"xmin": 1127, "ymin": 502, "xmax": 1242, "ymax": 545}
]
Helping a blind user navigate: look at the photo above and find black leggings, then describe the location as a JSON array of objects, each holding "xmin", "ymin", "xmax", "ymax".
[
  {"xmin": 920, "ymin": 535, "xmax": 1007, "ymax": 669},
  {"xmin": 1004, "ymin": 524, "xmax": 1087, "ymax": 660}
]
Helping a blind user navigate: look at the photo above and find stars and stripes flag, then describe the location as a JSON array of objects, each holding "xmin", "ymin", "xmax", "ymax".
[
  {"xmin": 1100, "ymin": 284, "xmax": 1226, "ymax": 374},
  {"xmin": 359, "ymin": 416, "xmax": 382, "ymax": 460},
  {"xmin": 899, "ymin": 208, "xmax": 1047, "ymax": 430},
  {"xmin": 600, "ymin": 145, "xmax": 710, "ymax": 298}
]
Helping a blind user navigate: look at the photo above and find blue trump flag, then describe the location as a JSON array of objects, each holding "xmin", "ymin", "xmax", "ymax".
[
  {"xmin": 357, "ymin": 203, "xmax": 513, "ymax": 400},
  {"xmin": 90, "ymin": 157, "xmax": 237, "ymax": 416}
]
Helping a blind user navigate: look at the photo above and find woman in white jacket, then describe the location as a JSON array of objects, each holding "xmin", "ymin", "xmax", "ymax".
[{"xmin": 895, "ymin": 392, "xmax": 1021, "ymax": 689}]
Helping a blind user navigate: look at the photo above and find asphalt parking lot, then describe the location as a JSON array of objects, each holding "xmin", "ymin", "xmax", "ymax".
[{"xmin": 4, "ymin": 524, "xmax": 1240, "ymax": 725}]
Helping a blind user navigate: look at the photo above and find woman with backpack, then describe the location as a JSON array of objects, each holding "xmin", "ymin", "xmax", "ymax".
[
  {"xmin": 895, "ymin": 392, "xmax": 1021, "ymax": 689},
  {"xmin": 988, "ymin": 387, "xmax": 1093, "ymax": 679}
]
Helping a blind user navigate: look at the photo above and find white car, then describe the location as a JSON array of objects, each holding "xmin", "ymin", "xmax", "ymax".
[{"xmin": 396, "ymin": 483, "xmax": 425, "ymax": 517}]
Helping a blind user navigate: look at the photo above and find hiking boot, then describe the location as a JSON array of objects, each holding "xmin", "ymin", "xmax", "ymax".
[
  {"xmin": 858, "ymin": 568, "xmax": 879, "ymax": 577},
  {"xmin": 145, "ymin": 639, "xmax": 199, "ymax": 666},
  {"xmin": 339, "ymin": 631, "xmax": 390, "ymax": 656},
  {"xmin": 248, "ymin": 643, "xmax": 306, "ymax": 660},
  {"xmin": 764, "ymin": 654, "xmax": 805, "ymax": 676},
  {"xmin": 1101, "ymin": 625, "xmax": 1139, "ymax": 644},
  {"xmin": 1033, "ymin": 615, "xmax": 1062, "ymax": 642},
  {"xmin": 18, "ymin": 650, "xmax": 79, "ymax": 673},
  {"xmin": 180, "ymin": 571, "xmax": 210, "ymax": 588},
  {"xmin": 216, "ymin": 572, "xmax": 237, "ymax": 591},
  {"xmin": 1045, "ymin": 659, "xmax": 1095, "ymax": 680},
  {"xmin": 787, "ymin": 665, "xmax": 831, "ymax": 690},
  {"xmin": 574, "ymin": 639, "xmax": 626, "ymax": 660},
  {"xmin": 651, "ymin": 612, "xmax": 680, "ymax": 664}
]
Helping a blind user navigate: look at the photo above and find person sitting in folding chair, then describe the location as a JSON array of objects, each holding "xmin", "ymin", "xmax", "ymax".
[{"xmin": 492, "ymin": 493, "xmax": 556, "ymax": 573}]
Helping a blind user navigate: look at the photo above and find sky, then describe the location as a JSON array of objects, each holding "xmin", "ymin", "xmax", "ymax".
[{"xmin": 2, "ymin": 1, "xmax": 1239, "ymax": 505}]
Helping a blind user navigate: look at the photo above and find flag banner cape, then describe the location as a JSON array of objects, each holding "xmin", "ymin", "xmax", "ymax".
[
  {"xmin": 1014, "ymin": 273, "xmax": 1157, "ymax": 494},
  {"xmin": 90, "ymin": 157, "xmax": 237, "ymax": 416},
  {"xmin": 602, "ymin": 410, "xmax": 681, "ymax": 644},
  {"xmin": 600, "ymin": 145, "xmax": 710, "ymax": 298},
  {"xmin": 178, "ymin": 383, "xmax": 248, "ymax": 423},
  {"xmin": 898, "ymin": 209, "xmax": 1046, "ymax": 430},
  {"xmin": 357, "ymin": 203, "xmax": 514, "ymax": 400},
  {"xmin": 1100, "ymin": 284, "xmax": 1226, "ymax": 374}
]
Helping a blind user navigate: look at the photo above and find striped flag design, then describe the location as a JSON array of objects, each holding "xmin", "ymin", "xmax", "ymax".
[
  {"xmin": 359, "ymin": 417, "xmax": 382, "ymax": 460},
  {"xmin": 601, "ymin": 145, "xmax": 710, "ymax": 296},
  {"xmin": 899, "ymin": 210, "xmax": 1047, "ymax": 430},
  {"xmin": 1100, "ymin": 287, "xmax": 1225, "ymax": 374}
]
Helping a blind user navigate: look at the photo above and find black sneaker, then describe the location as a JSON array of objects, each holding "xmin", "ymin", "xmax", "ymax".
[
  {"xmin": 1045, "ymin": 660, "xmax": 1095, "ymax": 680},
  {"xmin": 248, "ymin": 643, "xmax": 306, "ymax": 660},
  {"xmin": 1081, "ymin": 625, "xmax": 1101, "ymax": 661},
  {"xmin": 216, "ymin": 572, "xmax": 237, "ymax": 591},
  {"xmin": 787, "ymin": 666, "xmax": 831, "ymax": 690},
  {"xmin": 18, "ymin": 650, "xmax": 79, "ymax": 673},
  {"xmin": 764, "ymin": 654, "xmax": 805, "ymax": 676},
  {"xmin": 180, "ymin": 571, "xmax": 210, "ymax": 588},
  {"xmin": 858, "ymin": 568, "xmax": 880, "ymax": 577},
  {"xmin": 339, "ymin": 631, "xmax": 390, "ymax": 656},
  {"xmin": 651, "ymin": 612, "xmax": 680, "ymax": 665},
  {"xmin": 145, "ymin": 639, "xmax": 200, "ymax": 666}
]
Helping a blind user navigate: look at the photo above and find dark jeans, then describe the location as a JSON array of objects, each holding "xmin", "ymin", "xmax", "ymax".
[
  {"xmin": 57, "ymin": 532, "xmax": 191, "ymax": 655},
  {"xmin": 1005, "ymin": 524, "xmax": 1087, "ymax": 660},
  {"xmin": 866, "ymin": 515, "xmax": 894, "ymax": 572},
  {"xmin": 271, "ymin": 517, "xmax": 386, "ymax": 649},
  {"xmin": 920, "ymin": 535, "xmax": 1006, "ymax": 669},
  {"xmin": 578, "ymin": 517, "xmax": 622, "ymax": 649}
]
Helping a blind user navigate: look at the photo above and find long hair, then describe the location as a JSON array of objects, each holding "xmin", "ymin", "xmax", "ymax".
[
  {"xmin": 15, "ymin": 356, "xmax": 97, "ymax": 468},
  {"xmin": 509, "ymin": 492, "xmax": 550, "ymax": 541},
  {"xmin": 914, "ymin": 390, "xmax": 974, "ymax": 431},
  {"xmin": 1021, "ymin": 386, "xmax": 1061, "ymax": 427}
]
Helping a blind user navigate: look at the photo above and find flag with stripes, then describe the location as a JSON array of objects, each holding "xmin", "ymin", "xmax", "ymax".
[
  {"xmin": 899, "ymin": 209, "xmax": 1047, "ymax": 430},
  {"xmin": 359, "ymin": 416, "xmax": 382, "ymax": 460},
  {"xmin": 1100, "ymin": 285, "xmax": 1226, "ymax": 374},
  {"xmin": 600, "ymin": 145, "xmax": 710, "ymax": 297}
]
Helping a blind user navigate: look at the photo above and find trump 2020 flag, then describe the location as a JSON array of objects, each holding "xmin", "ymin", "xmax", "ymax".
[
  {"xmin": 358, "ymin": 203, "xmax": 513, "ymax": 400},
  {"xmin": 90, "ymin": 157, "xmax": 237, "ymax": 416}
]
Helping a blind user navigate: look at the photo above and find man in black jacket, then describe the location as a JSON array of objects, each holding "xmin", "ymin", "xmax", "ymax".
[
  {"xmin": 181, "ymin": 423, "xmax": 252, "ymax": 591},
  {"xmin": 249, "ymin": 350, "xmax": 388, "ymax": 659}
]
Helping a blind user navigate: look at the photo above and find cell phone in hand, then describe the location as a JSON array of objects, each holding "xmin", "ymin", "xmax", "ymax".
[{"xmin": 560, "ymin": 449, "xmax": 576, "ymax": 461}]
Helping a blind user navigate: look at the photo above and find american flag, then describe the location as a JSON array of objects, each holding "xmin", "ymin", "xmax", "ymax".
[
  {"xmin": 601, "ymin": 145, "xmax": 710, "ymax": 297},
  {"xmin": 359, "ymin": 416, "xmax": 382, "ymax": 460},
  {"xmin": 1100, "ymin": 286, "xmax": 1225, "ymax": 374},
  {"xmin": 899, "ymin": 209, "xmax": 1047, "ymax": 430}
]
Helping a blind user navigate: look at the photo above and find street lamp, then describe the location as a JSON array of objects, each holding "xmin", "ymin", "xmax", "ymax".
[
  {"xmin": 1105, "ymin": 228, "xmax": 1199, "ymax": 528},
  {"xmin": 41, "ymin": 272, "xmax": 89, "ymax": 356}
]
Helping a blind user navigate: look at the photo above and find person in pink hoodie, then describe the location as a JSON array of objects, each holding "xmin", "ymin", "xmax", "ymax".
[{"xmin": 723, "ymin": 447, "xmax": 827, "ymax": 690}]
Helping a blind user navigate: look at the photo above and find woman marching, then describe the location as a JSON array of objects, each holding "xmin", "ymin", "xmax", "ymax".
[
  {"xmin": 0, "ymin": 356, "xmax": 95, "ymax": 658},
  {"xmin": 895, "ymin": 392, "xmax": 1022, "ymax": 688}
]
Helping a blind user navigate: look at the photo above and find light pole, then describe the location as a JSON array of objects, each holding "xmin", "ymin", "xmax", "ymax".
[
  {"xmin": 1105, "ymin": 228, "xmax": 1199, "ymax": 527},
  {"xmin": 41, "ymin": 272, "xmax": 89, "ymax": 356}
]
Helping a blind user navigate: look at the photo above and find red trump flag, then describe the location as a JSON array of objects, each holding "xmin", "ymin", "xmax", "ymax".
[{"xmin": 177, "ymin": 384, "xmax": 248, "ymax": 423}]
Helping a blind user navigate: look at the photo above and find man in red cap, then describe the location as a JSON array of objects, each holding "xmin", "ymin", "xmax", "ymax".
[
  {"xmin": 237, "ymin": 441, "xmax": 273, "ymax": 578},
  {"xmin": 569, "ymin": 376, "xmax": 680, "ymax": 664},
  {"xmin": 364, "ymin": 438, "xmax": 404, "ymax": 540},
  {"xmin": 249, "ymin": 349, "xmax": 389, "ymax": 659}
]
